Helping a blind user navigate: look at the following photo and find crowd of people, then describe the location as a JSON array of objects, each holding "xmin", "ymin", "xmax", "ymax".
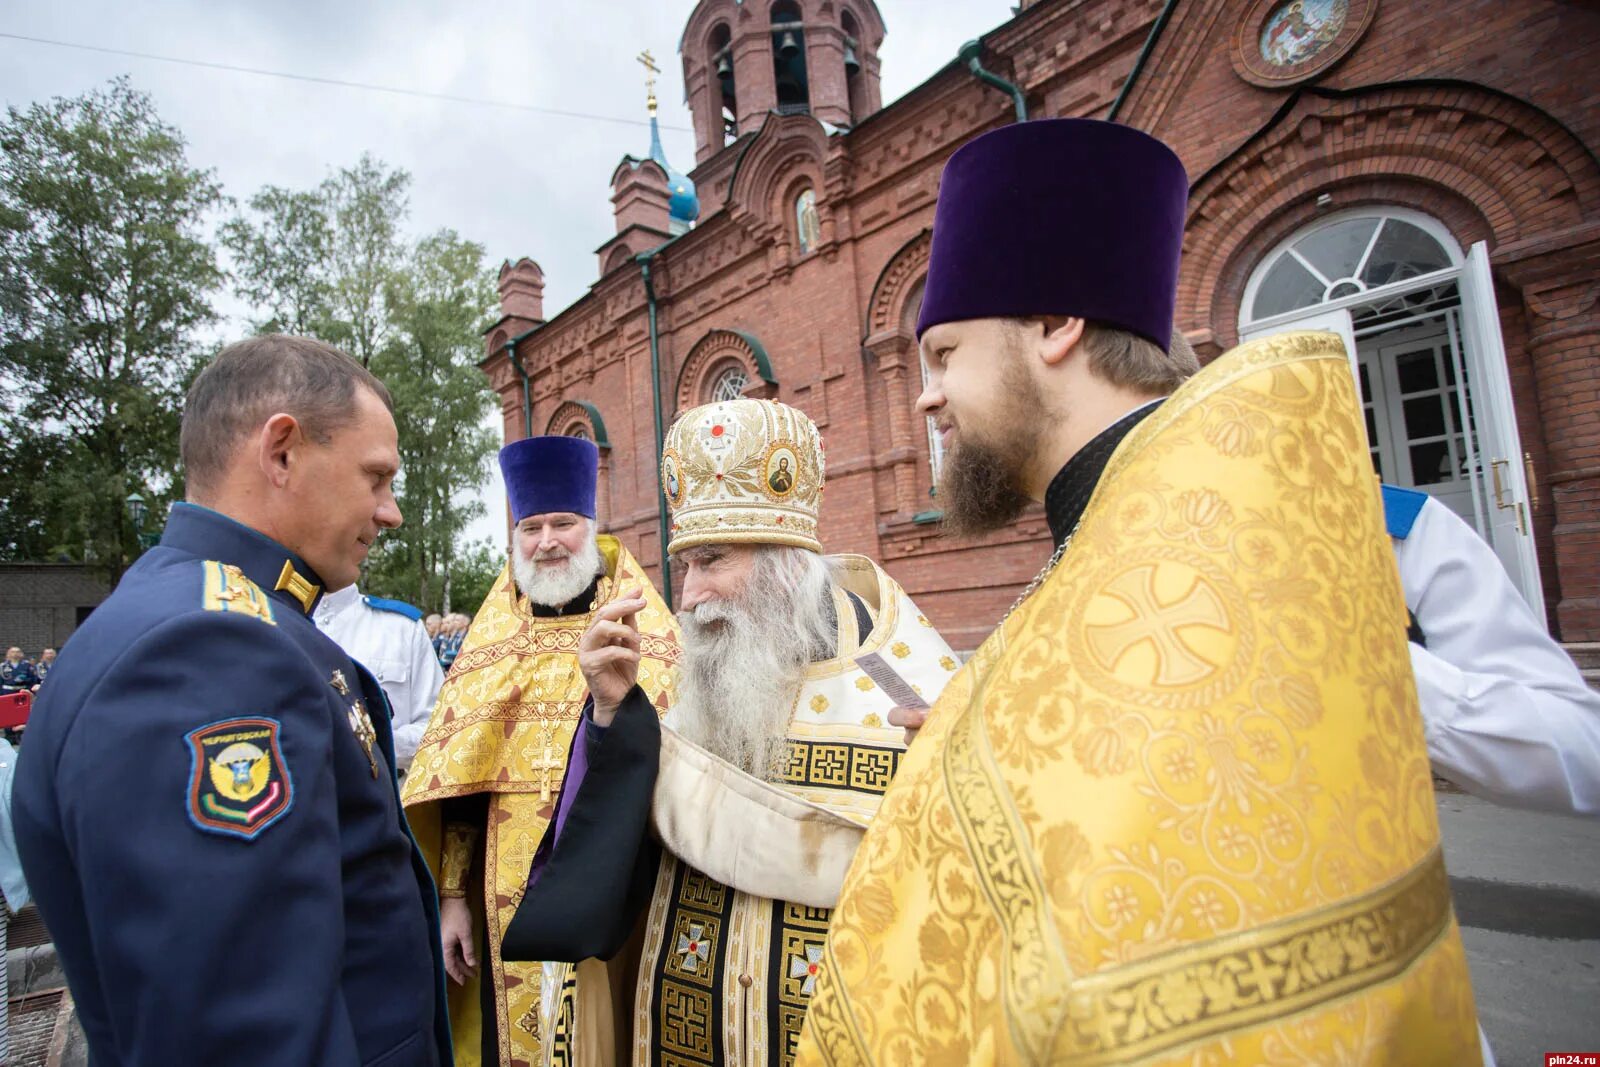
[
  {"xmin": 2, "ymin": 118, "xmax": 1596, "ymax": 1067},
  {"xmin": 424, "ymin": 613, "xmax": 470, "ymax": 672},
  {"xmin": 0, "ymin": 647, "xmax": 54, "ymax": 694}
]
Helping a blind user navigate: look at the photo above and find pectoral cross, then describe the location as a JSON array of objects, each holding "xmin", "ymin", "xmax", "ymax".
[
  {"xmin": 531, "ymin": 720, "xmax": 564, "ymax": 803},
  {"xmin": 637, "ymin": 49, "xmax": 660, "ymax": 115}
]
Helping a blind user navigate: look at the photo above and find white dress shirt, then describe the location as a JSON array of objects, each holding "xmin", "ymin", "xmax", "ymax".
[
  {"xmin": 313, "ymin": 585, "xmax": 444, "ymax": 777},
  {"xmin": 1394, "ymin": 493, "xmax": 1600, "ymax": 816}
]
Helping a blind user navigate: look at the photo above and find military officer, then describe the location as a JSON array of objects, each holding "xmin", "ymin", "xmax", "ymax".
[
  {"xmin": 315, "ymin": 586, "xmax": 443, "ymax": 777},
  {"xmin": 0, "ymin": 650, "xmax": 36, "ymax": 694},
  {"xmin": 13, "ymin": 335, "xmax": 451, "ymax": 1067},
  {"xmin": 32, "ymin": 648, "xmax": 55, "ymax": 689}
]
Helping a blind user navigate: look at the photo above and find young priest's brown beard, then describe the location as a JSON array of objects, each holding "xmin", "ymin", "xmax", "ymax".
[{"xmin": 938, "ymin": 351, "xmax": 1049, "ymax": 539}]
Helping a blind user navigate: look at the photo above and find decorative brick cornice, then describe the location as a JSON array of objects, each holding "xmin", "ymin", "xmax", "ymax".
[{"xmin": 1184, "ymin": 83, "xmax": 1600, "ymax": 347}]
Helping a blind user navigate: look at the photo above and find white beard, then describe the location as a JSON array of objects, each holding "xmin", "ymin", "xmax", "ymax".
[
  {"xmin": 512, "ymin": 534, "xmax": 603, "ymax": 609},
  {"xmin": 670, "ymin": 548, "xmax": 837, "ymax": 780}
]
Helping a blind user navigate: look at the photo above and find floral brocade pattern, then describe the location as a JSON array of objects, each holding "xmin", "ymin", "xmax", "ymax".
[
  {"xmin": 401, "ymin": 540, "xmax": 681, "ymax": 1067},
  {"xmin": 797, "ymin": 333, "xmax": 1481, "ymax": 1065}
]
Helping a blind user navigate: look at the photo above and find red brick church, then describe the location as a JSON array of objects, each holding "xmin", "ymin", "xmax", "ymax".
[{"xmin": 481, "ymin": 0, "xmax": 1600, "ymax": 650}]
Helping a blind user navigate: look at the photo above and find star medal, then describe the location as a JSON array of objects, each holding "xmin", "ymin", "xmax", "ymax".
[
  {"xmin": 330, "ymin": 669, "xmax": 350, "ymax": 696},
  {"xmin": 348, "ymin": 699, "xmax": 379, "ymax": 778}
]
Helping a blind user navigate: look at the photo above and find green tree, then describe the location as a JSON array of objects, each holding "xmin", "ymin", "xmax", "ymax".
[
  {"xmin": 221, "ymin": 153, "xmax": 408, "ymax": 365},
  {"xmin": 364, "ymin": 230, "xmax": 499, "ymax": 613},
  {"xmin": 0, "ymin": 78, "xmax": 223, "ymax": 578},
  {"xmin": 225, "ymin": 165, "xmax": 500, "ymax": 613}
]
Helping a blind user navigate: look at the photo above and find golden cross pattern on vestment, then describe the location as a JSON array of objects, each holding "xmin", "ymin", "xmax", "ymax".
[
  {"xmin": 530, "ymin": 720, "xmax": 564, "ymax": 804},
  {"xmin": 1084, "ymin": 563, "xmax": 1231, "ymax": 687},
  {"xmin": 637, "ymin": 49, "xmax": 660, "ymax": 114}
]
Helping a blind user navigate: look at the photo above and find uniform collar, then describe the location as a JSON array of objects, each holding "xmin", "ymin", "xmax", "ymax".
[
  {"xmin": 160, "ymin": 502, "xmax": 329, "ymax": 616},
  {"xmin": 314, "ymin": 582, "xmax": 362, "ymax": 624},
  {"xmin": 1044, "ymin": 398, "xmax": 1164, "ymax": 550}
]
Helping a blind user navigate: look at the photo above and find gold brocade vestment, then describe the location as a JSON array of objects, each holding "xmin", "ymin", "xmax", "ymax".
[
  {"xmin": 402, "ymin": 537, "xmax": 680, "ymax": 1067},
  {"xmin": 798, "ymin": 333, "xmax": 1482, "ymax": 1065},
  {"xmin": 559, "ymin": 557, "xmax": 960, "ymax": 1067}
]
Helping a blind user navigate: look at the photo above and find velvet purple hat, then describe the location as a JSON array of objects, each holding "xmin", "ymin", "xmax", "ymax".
[
  {"xmin": 915, "ymin": 119, "xmax": 1188, "ymax": 351},
  {"xmin": 498, "ymin": 436, "xmax": 599, "ymax": 521}
]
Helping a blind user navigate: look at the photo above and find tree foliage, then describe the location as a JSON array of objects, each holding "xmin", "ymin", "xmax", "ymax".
[
  {"xmin": 0, "ymin": 78, "xmax": 223, "ymax": 579},
  {"xmin": 224, "ymin": 159, "xmax": 501, "ymax": 612}
]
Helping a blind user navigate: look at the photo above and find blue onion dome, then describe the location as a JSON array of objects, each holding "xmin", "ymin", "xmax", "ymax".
[{"xmin": 649, "ymin": 115, "xmax": 700, "ymax": 224}]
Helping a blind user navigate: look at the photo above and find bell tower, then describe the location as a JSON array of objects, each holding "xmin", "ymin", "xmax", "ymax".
[{"xmin": 680, "ymin": 0, "xmax": 885, "ymax": 164}]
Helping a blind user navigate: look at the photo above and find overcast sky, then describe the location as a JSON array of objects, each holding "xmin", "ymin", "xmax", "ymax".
[{"xmin": 2, "ymin": 0, "xmax": 1015, "ymax": 554}]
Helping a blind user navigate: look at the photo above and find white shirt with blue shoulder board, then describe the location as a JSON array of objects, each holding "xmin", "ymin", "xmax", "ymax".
[
  {"xmin": 314, "ymin": 585, "xmax": 444, "ymax": 776},
  {"xmin": 1384, "ymin": 484, "xmax": 1600, "ymax": 817}
]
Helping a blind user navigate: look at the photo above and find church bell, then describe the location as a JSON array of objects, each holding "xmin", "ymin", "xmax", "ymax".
[
  {"xmin": 777, "ymin": 30, "xmax": 800, "ymax": 58},
  {"xmin": 843, "ymin": 43, "xmax": 861, "ymax": 76},
  {"xmin": 716, "ymin": 54, "xmax": 733, "ymax": 81}
]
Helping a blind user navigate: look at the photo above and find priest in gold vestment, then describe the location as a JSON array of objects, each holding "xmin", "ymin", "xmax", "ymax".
[
  {"xmin": 501, "ymin": 399, "xmax": 961, "ymax": 1066},
  {"xmin": 402, "ymin": 435, "xmax": 680, "ymax": 1067},
  {"xmin": 798, "ymin": 120, "xmax": 1483, "ymax": 1065}
]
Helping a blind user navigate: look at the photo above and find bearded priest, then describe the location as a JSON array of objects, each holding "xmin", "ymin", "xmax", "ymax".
[
  {"xmin": 796, "ymin": 119, "xmax": 1484, "ymax": 1065},
  {"xmin": 402, "ymin": 435, "xmax": 681, "ymax": 1067},
  {"xmin": 500, "ymin": 398, "xmax": 961, "ymax": 1066}
]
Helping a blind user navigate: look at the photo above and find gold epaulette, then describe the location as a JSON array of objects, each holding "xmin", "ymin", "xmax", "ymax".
[{"xmin": 202, "ymin": 561, "xmax": 278, "ymax": 626}]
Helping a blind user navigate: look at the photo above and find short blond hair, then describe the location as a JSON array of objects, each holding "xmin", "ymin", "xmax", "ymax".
[{"xmin": 1079, "ymin": 322, "xmax": 1199, "ymax": 395}]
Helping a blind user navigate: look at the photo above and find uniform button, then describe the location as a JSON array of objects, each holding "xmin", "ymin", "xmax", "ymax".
[{"xmin": 738, "ymin": 974, "xmax": 753, "ymax": 989}]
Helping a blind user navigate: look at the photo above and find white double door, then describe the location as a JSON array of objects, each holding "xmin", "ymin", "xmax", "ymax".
[{"xmin": 1241, "ymin": 243, "xmax": 1545, "ymax": 622}]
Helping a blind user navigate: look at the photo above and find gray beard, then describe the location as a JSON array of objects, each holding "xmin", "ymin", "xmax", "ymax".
[
  {"xmin": 512, "ymin": 536, "xmax": 603, "ymax": 609},
  {"xmin": 669, "ymin": 550, "xmax": 836, "ymax": 780}
]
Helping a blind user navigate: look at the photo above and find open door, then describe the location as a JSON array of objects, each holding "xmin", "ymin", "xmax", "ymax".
[
  {"xmin": 1458, "ymin": 242, "xmax": 1545, "ymax": 623},
  {"xmin": 1242, "ymin": 307, "xmax": 1357, "ymax": 375}
]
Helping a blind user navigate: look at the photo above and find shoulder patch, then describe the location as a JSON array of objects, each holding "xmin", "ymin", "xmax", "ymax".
[
  {"xmin": 362, "ymin": 595, "xmax": 423, "ymax": 622},
  {"xmin": 202, "ymin": 561, "xmax": 277, "ymax": 625},
  {"xmin": 1380, "ymin": 484, "xmax": 1430, "ymax": 541},
  {"xmin": 186, "ymin": 717, "xmax": 294, "ymax": 839}
]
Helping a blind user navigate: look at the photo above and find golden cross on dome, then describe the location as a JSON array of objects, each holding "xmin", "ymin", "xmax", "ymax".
[{"xmin": 637, "ymin": 50, "xmax": 660, "ymax": 116}]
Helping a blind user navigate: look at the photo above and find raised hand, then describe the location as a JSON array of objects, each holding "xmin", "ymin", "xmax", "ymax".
[{"xmin": 581, "ymin": 586, "xmax": 647, "ymax": 727}]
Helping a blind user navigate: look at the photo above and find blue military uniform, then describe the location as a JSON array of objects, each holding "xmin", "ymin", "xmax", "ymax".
[
  {"xmin": 12, "ymin": 502, "xmax": 451, "ymax": 1066},
  {"xmin": 0, "ymin": 659, "xmax": 36, "ymax": 693}
]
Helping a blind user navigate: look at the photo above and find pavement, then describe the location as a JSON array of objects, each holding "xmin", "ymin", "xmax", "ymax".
[{"xmin": 1437, "ymin": 790, "xmax": 1600, "ymax": 1065}]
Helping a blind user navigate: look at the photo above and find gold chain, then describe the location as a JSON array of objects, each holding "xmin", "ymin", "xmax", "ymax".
[{"xmin": 1002, "ymin": 519, "xmax": 1081, "ymax": 624}]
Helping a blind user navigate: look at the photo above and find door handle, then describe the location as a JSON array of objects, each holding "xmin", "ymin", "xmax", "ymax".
[
  {"xmin": 1491, "ymin": 459, "xmax": 1513, "ymax": 510},
  {"xmin": 1524, "ymin": 451, "xmax": 1539, "ymax": 510}
]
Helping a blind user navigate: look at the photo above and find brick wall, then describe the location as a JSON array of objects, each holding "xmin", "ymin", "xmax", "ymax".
[
  {"xmin": 487, "ymin": 0, "xmax": 1600, "ymax": 643},
  {"xmin": 0, "ymin": 565, "xmax": 109, "ymax": 655}
]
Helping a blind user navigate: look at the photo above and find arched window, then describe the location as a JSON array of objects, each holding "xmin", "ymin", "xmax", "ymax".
[
  {"xmin": 902, "ymin": 279, "xmax": 943, "ymax": 485},
  {"xmin": 564, "ymin": 424, "xmax": 591, "ymax": 441},
  {"xmin": 709, "ymin": 23, "xmax": 736, "ymax": 146},
  {"xmin": 795, "ymin": 188, "xmax": 820, "ymax": 255},
  {"xmin": 709, "ymin": 362, "xmax": 750, "ymax": 403},
  {"xmin": 1242, "ymin": 210, "xmax": 1459, "ymax": 326},
  {"xmin": 770, "ymin": 1, "xmax": 810, "ymax": 115}
]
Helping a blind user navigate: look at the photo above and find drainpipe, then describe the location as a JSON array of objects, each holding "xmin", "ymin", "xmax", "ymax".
[
  {"xmin": 958, "ymin": 40, "xmax": 1026, "ymax": 123},
  {"xmin": 637, "ymin": 251, "xmax": 674, "ymax": 609},
  {"xmin": 503, "ymin": 327, "xmax": 540, "ymax": 438},
  {"xmin": 1107, "ymin": 0, "xmax": 1180, "ymax": 123}
]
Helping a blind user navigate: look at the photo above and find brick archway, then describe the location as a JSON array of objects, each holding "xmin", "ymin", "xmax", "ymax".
[
  {"xmin": 862, "ymin": 229, "xmax": 933, "ymax": 516},
  {"xmin": 1184, "ymin": 82, "xmax": 1600, "ymax": 637},
  {"xmin": 1185, "ymin": 84, "xmax": 1599, "ymax": 350},
  {"xmin": 675, "ymin": 328, "xmax": 778, "ymax": 415}
]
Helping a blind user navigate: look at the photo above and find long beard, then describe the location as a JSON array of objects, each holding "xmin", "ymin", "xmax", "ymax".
[
  {"xmin": 938, "ymin": 344, "xmax": 1052, "ymax": 538},
  {"xmin": 670, "ymin": 551, "xmax": 835, "ymax": 780},
  {"xmin": 512, "ymin": 536, "xmax": 603, "ymax": 608}
]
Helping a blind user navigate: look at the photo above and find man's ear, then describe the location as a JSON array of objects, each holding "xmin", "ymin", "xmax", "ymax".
[
  {"xmin": 257, "ymin": 413, "xmax": 302, "ymax": 489},
  {"xmin": 1038, "ymin": 317, "xmax": 1086, "ymax": 367}
]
